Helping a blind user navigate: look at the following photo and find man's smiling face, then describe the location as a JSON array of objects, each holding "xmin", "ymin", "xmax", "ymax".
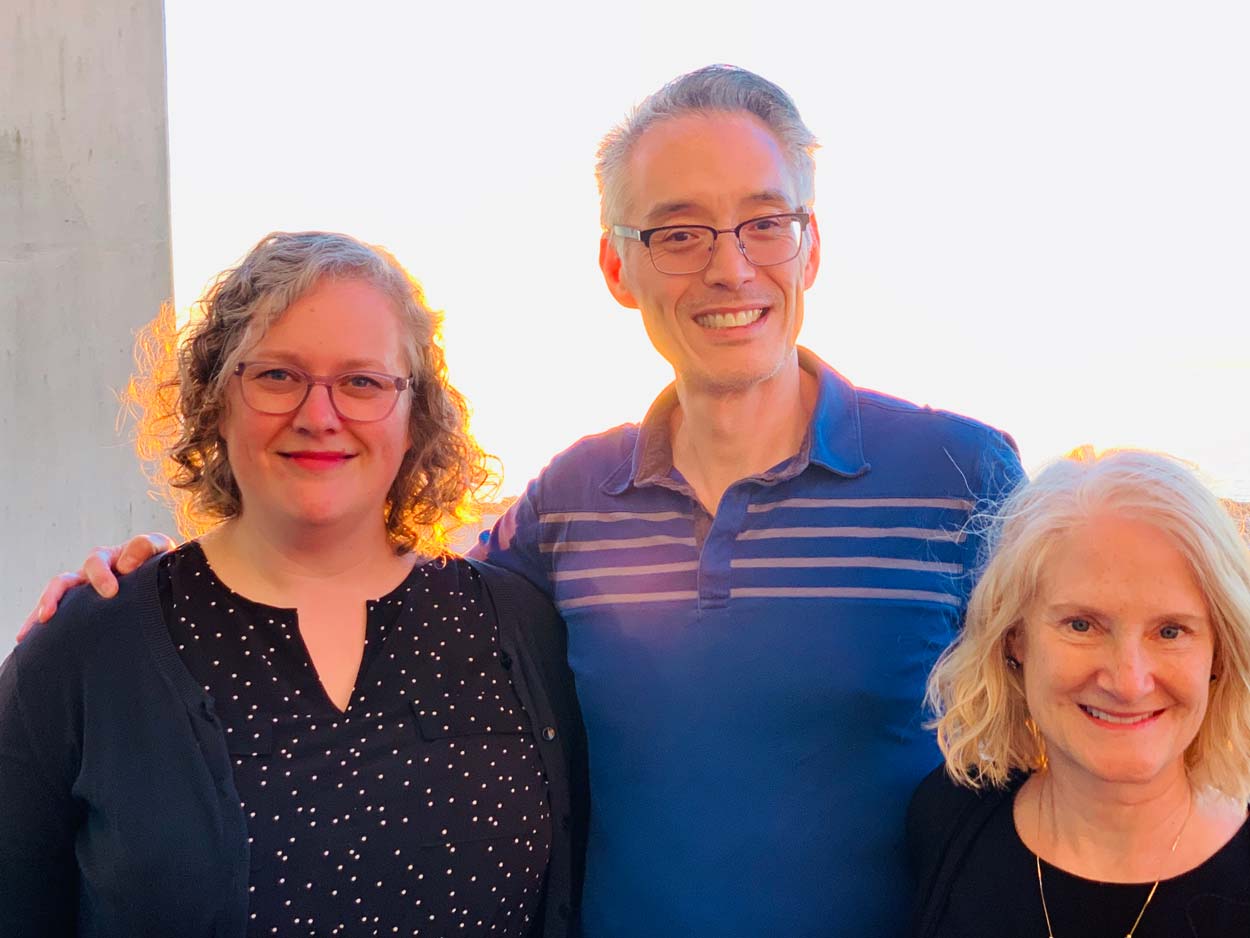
[{"xmin": 601, "ymin": 111, "xmax": 820, "ymax": 395}]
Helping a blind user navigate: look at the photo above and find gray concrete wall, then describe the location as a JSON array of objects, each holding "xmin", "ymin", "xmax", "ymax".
[{"xmin": 2, "ymin": 0, "xmax": 175, "ymax": 643}]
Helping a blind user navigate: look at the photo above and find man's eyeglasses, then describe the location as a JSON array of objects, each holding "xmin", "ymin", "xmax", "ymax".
[
  {"xmin": 233, "ymin": 362, "xmax": 413, "ymax": 422},
  {"xmin": 612, "ymin": 211, "xmax": 810, "ymax": 275}
]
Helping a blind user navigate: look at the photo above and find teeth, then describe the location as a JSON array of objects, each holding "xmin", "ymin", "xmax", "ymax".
[
  {"xmin": 696, "ymin": 308, "xmax": 764, "ymax": 329},
  {"xmin": 1082, "ymin": 706, "xmax": 1156, "ymax": 725}
]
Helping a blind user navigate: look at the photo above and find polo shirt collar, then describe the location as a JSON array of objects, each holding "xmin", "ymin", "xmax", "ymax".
[{"xmin": 601, "ymin": 347, "xmax": 868, "ymax": 496}]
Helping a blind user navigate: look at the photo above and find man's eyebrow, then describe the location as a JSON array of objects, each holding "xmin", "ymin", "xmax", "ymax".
[
  {"xmin": 745, "ymin": 189, "xmax": 795, "ymax": 207},
  {"xmin": 642, "ymin": 190, "xmax": 798, "ymax": 226},
  {"xmin": 643, "ymin": 201, "xmax": 700, "ymax": 225}
]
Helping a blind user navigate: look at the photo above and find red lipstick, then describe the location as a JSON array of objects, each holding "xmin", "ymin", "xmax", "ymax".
[{"xmin": 281, "ymin": 451, "xmax": 354, "ymax": 471}]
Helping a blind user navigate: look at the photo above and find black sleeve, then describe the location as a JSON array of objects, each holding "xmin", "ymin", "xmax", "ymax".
[
  {"xmin": 0, "ymin": 647, "xmax": 81, "ymax": 935},
  {"xmin": 906, "ymin": 765, "xmax": 1022, "ymax": 938},
  {"xmin": 906, "ymin": 765, "xmax": 957, "ymax": 884},
  {"xmin": 468, "ymin": 558, "xmax": 589, "ymax": 937}
]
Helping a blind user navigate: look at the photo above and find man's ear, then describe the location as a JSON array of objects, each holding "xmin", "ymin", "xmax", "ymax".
[
  {"xmin": 599, "ymin": 234, "xmax": 641, "ymax": 310},
  {"xmin": 802, "ymin": 211, "xmax": 822, "ymax": 291}
]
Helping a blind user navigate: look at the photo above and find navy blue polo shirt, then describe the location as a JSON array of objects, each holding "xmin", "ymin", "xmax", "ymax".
[{"xmin": 480, "ymin": 349, "xmax": 1022, "ymax": 937}]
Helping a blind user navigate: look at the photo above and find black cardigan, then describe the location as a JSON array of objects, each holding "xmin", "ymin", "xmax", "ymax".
[
  {"xmin": 906, "ymin": 765, "xmax": 1025, "ymax": 938},
  {"xmin": 0, "ymin": 556, "xmax": 587, "ymax": 938}
]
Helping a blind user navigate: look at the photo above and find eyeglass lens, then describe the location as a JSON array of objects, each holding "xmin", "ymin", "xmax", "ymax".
[
  {"xmin": 239, "ymin": 364, "xmax": 401, "ymax": 421},
  {"xmin": 649, "ymin": 215, "xmax": 804, "ymax": 274}
]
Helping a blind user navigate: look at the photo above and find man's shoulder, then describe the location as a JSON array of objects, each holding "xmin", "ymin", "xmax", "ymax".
[
  {"xmin": 531, "ymin": 422, "xmax": 641, "ymax": 489},
  {"xmin": 849, "ymin": 386, "xmax": 1020, "ymax": 489},
  {"xmin": 855, "ymin": 386, "xmax": 1012, "ymax": 445}
]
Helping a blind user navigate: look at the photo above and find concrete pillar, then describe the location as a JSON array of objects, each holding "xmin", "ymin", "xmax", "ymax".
[{"xmin": 2, "ymin": 0, "xmax": 174, "ymax": 641}]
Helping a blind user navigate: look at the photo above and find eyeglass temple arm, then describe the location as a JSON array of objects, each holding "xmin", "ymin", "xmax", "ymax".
[{"xmin": 610, "ymin": 224, "xmax": 644, "ymax": 244}]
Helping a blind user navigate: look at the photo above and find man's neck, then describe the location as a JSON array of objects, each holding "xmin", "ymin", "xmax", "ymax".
[{"xmin": 669, "ymin": 354, "xmax": 817, "ymax": 514}]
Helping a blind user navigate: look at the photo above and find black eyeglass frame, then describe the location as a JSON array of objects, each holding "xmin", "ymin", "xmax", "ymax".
[
  {"xmin": 611, "ymin": 210, "xmax": 811, "ymax": 274},
  {"xmin": 232, "ymin": 361, "xmax": 414, "ymax": 422}
]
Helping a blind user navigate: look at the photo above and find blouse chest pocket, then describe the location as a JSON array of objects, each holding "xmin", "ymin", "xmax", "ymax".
[
  {"xmin": 411, "ymin": 686, "xmax": 534, "ymax": 741},
  {"xmin": 406, "ymin": 689, "xmax": 547, "ymax": 846}
]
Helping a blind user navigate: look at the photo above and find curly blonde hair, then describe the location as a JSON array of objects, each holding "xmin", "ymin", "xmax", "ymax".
[
  {"xmin": 127, "ymin": 231, "xmax": 497, "ymax": 556},
  {"xmin": 927, "ymin": 448, "xmax": 1250, "ymax": 801}
]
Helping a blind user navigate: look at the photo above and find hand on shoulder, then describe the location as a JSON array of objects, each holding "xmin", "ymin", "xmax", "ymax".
[{"xmin": 19, "ymin": 533, "xmax": 177, "ymax": 640}]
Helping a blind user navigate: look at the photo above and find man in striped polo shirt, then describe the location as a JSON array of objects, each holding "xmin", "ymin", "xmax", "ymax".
[
  {"xmin": 32, "ymin": 65, "xmax": 1022, "ymax": 938},
  {"xmin": 478, "ymin": 65, "xmax": 1022, "ymax": 936}
]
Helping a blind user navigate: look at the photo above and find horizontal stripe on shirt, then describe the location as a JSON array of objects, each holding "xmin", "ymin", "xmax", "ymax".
[
  {"xmin": 730, "ymin": 586, "xmax": 961, "ymax": 605},
  {"xmin": 737, "ymin": 525, "xmax": 967, "ymax": 543},
  {"xmin": 731, "ymin": 555, "xmax": 962, "ymax": 573},
  {"xmin": 540, "ymin": 535, "xmax": 697, "ymax": 553},
  {"xmin": 560, "ymin": 590, "xmax": 701, "ymax": 610},
  {"xmin": 747, "ymin": 496, "xmax": 975, "ymax": 512},
  {"xmin": 552, "ymin": 561, "xmax": 700, "ymax": 582},
  {"xmin": 539, "ymin": 510, "xmax": 691, "ymax": 523}
]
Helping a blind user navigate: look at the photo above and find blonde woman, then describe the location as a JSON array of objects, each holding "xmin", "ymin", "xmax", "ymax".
[{"xmin": 909, "ymin": 450, "xmax": 1250, "ymax": 937}]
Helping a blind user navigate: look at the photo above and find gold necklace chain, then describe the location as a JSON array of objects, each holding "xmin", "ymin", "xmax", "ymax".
[{"xmin": 1034, "ymin": 790, "xmax": 1193, "ymax": 938}]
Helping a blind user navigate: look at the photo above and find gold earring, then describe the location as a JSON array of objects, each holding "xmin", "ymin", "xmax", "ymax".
[{"xmin": 1024, "ymin": 717, "xmax": 1049, "ymax": 772}]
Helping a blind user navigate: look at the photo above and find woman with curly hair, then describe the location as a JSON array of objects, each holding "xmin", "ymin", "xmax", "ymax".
[
  {"xmin": 0, "ymin": 232, "xmax": 586, "ymax": 937},
  {"xmin": 909, "ymin": 449, "xmax": 1250, "ymax": 937}
]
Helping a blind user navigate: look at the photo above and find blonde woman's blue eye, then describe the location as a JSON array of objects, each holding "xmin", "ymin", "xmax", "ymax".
[
  {"xmin": 1160, "ymin": 624, "xmax": 1182, "ymax": 639},
  {"xmin": 1068, "ymin": 618, "xmax": 1091, "ymax": 633}
]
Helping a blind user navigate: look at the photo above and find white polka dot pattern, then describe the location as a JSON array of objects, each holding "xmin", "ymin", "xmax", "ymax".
[{"xmin": 160, "ymin": 543, "xmax": 553, "ymax": 937}]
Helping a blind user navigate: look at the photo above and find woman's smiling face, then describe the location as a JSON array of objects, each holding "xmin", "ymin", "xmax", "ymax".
[
  {"xmin": 1012, "ymin": 512, "xmax": 1215, "ymax": 791},
  {"xmin": 219, "ymin": 276, "xmax": 412, "ymax": 536}
]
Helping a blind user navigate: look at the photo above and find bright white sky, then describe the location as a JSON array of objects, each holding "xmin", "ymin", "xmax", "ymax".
[{"xmin": 164, "ymin": 0, "xmax": 1250, "ymax": 498}]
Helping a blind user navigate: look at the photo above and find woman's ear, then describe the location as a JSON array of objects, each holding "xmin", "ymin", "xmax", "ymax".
[{"xmin": 1004, "ymin": 626, "xmax": 1023, "ymax": 671}]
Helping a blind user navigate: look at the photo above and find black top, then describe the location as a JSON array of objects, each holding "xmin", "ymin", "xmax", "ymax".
[
  {"xmin": 908, "ymin": 766, "xmax": 1250, "ymax": 938},
  {"xmin": 160, "ymin": 543, "xmax": 552, "ymax": 938},
  {"xmin": 0, "ymin": 555, "xmax": 584, "ymax": 938}
]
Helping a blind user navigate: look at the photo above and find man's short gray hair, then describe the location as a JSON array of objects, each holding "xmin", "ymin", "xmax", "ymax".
[{"xmin": 596, "ymin": 64, "xmax": 819, "ymax": 231}]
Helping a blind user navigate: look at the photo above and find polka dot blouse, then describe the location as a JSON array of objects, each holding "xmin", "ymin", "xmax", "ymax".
[{"xmin": 158, "ymin": 542, "xmax": 553, "ymax": 937}]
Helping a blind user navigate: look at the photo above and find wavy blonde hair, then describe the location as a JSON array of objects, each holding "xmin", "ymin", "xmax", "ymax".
[
  {"xmin": 126, "ymin": 231, "xmax": 497, "ymax": 556},
  {"xmin": 927, "ymin": 448, "xmax": 1250, "ymax": 801}
]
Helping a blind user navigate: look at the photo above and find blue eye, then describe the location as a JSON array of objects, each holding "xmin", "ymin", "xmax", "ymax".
[
  {"xmin": 1068, "ymin": 618, "xmax": 1092, "ymax": 633},
  {"xmin": 1160, "ymin": 624, "xmax": 1183, "ymax": 640}
]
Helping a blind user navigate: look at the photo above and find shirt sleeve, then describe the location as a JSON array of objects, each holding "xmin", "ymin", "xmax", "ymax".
[
  {"xmin": 470, "ymin": 477, "xmax": 554, "ymax": 599},
  {"xmin": 0, "ymin": 648, "xmax": 80, "ymax": 934},
  {"xmin": 950, "ymin": 428, "xmax": 1025, "ymax": 619},
  {"xmin": 977, "ymin": 427, "xmax": 1026, "ymax": 513}
]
